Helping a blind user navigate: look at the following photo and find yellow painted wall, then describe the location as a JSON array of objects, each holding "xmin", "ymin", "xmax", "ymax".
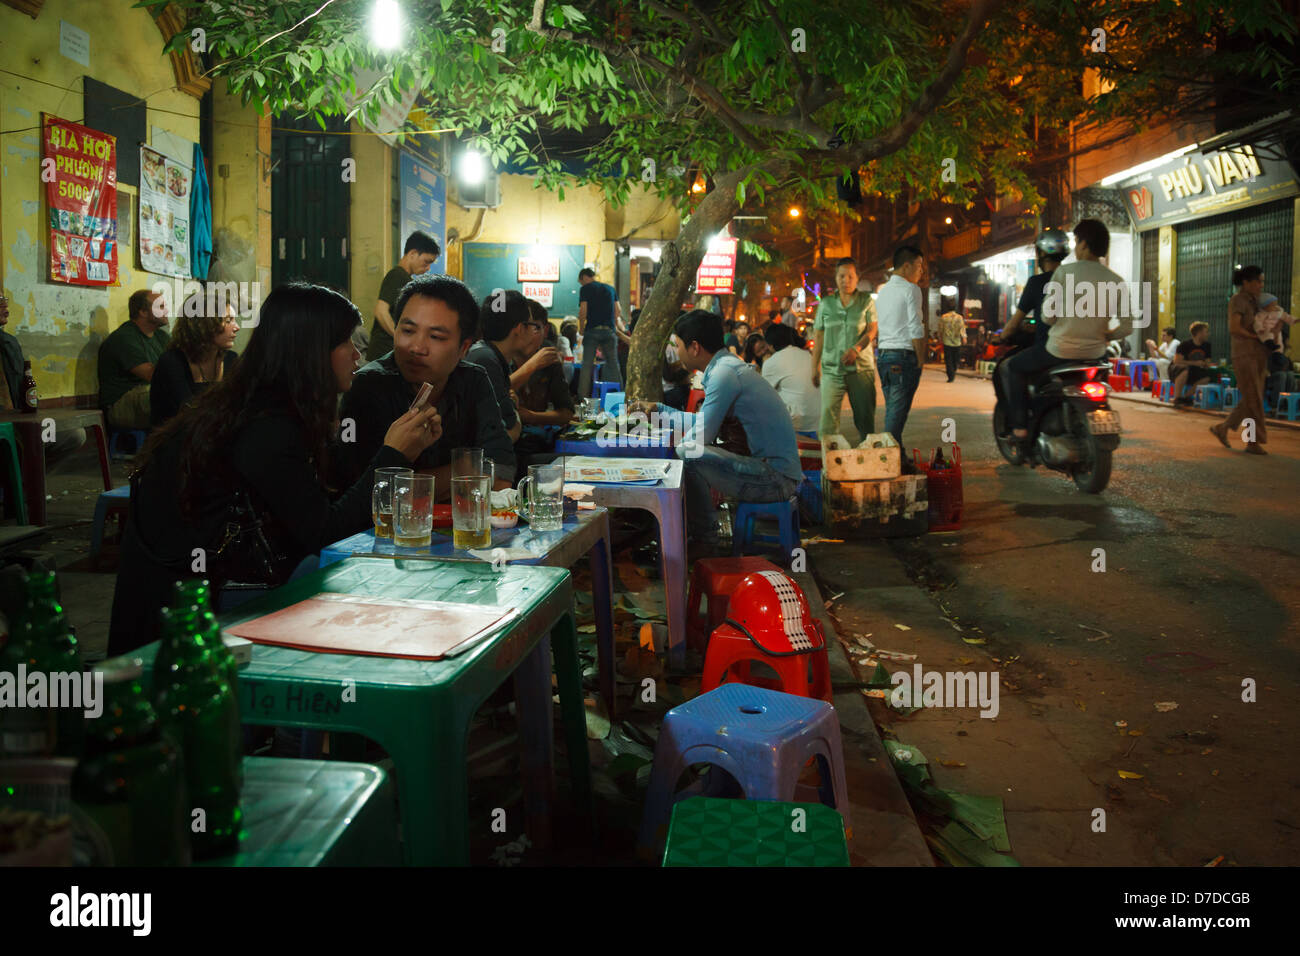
[
  {"xmin": 1, "ymin": 0, "xmax": 202, "ymax": 400},
  {"xmin": 348, "ymin": 122, "xmax": 395, "ymax": 317}
]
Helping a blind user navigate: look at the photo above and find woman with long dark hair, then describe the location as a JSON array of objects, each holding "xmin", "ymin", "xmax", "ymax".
[
  {"xmin": 108, "ymin": 283, "xmax": 441, "ymax": 655},
  {"xmin": 149, "ymin": 298, "xmax": 240, "ymax": 427},
  {"xmin": 1211, "ymin": 266, "xmax": 1268, "ymax": 455}
]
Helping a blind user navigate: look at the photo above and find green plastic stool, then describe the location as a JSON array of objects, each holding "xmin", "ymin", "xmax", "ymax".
[
  {"xmin": 662, "ymin": 797, "xmax": 850, "ymax": 867},
  {"xmin": 0, "ymin": 423, "xmax": 29, "ymax": 524}
]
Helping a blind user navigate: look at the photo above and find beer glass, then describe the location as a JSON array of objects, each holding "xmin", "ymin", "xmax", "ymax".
[
  {"xmin": 392, "ymin": 474, "xmax": 435, "ymax": 550},
  {"xmin": 451, "ymin": 475, "xmax": 492, "ymax": 550},
  {"xmin": 371, "ymin": 467, "xmax": 413, "ymax": 539},
  {"xmin": 517, "ymin": 460, "xmax": 564, "ymax": 532},
  {"xmin": 452, "ymin": 447, "xmax": 485, "ymax": 480}
]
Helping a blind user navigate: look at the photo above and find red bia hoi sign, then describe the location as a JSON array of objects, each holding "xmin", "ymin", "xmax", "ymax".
[{"xmin": 43, "ymin": 114, "xmax": 118, "ymax": 286}]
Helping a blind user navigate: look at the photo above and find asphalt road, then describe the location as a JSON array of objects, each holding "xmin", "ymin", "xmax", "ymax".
[{"xmin": 818, "ymin": 365, "xmax": 1299, "ymax": 865}]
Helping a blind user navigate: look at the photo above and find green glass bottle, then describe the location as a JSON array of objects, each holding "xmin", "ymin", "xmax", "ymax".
[
  {"xmin": 24, "ymin": 570, "xmax": 85, "ymax": 756},
  {"xmin": 0, "ymin": 570, "xmax": 56, "ymax": 759},
  {"xmin": 71, "ymin": 656, "xmax": 191, "ymax": 865},
  {"xmin": 154, "ymin": 607, "xmax": 243, "ymax": 859}
]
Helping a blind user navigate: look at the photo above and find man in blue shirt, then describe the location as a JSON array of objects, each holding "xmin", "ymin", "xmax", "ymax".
[
  {"xmin": 577, "ymin": 267, "xmax": 630, "ymax": 397},
  {"xmin": 640, "ymin": 310, "xmax": 802, "ymax": 553}
]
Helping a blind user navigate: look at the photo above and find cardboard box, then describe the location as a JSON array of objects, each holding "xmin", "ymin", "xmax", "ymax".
[{"xmin": 822, "ymin": 433, "xmax": 901, "ymax": 481}]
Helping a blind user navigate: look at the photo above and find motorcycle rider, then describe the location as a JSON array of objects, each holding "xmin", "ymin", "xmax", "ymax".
[
  {"xmin": 993, "ymin": 227, "xmax": 1069, "ymax": 350},
  {"xmin": 1000, "ymin": 219, "xmax": 1131, "ymax": 443}
]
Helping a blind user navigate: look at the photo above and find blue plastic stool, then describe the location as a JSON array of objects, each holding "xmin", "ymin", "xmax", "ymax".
[
  {"xmin": 798, "ymin": 471, "xmax": 823, "ymax": 525},
  {"xmin": 1194, "ymin": 384, "xmax": 1223, "ymax": 410},
  {"xmin": 603, "ymin": 390, "xmax": 626, "ymax": 415},
  {"xmin": 1276, "ymin": 392, "xmax": 1300, "ymax": 421},
  {"xmin": 593, "ymin": 381, "xmax": 620, "ymax": 404},
  {"xmin": 1222, "ymin": 386, "xmax": 1239, "ymax": 411},
  {"xmin": 0, "ymin": 422, "xmax": 29, "ymax": 524},
  {"xmin": 733, "ymin": 497, "xmax": 800, "ymax": 563},
  {"xmin": 1128, "ymin": 360, "xmax": 1158, "ymax": 390},
  {"xmin": 1154, "ymin": 380, "xmax": 1174, "ymax": 402},
  {"xmin": 90, "ymin": 485, "xmax": 131, "ymax": 562},
  {"xmin": 796, "ymin": 430, "xmax": 819, "ymax": 440},
  {"xmin": 107, "ymin": 426, "xmax": 148, "ymax": 461},
  {"xmin": 637, "ymin": 683, "xmax": 851, "ymax": 855}
]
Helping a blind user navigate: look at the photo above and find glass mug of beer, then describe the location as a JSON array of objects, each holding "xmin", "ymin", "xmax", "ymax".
[
  {"xmin": 392, "ymin": 474, "xmax": 435, "ymax": 550},
  {"xmin": 517, "ymin": 460, "xmax": 565, "ymax": 532},
  {"xmin": 372, "ymin": 467, "xmax": 413, "ymax": 539},
  {"xmin": 451, "ymin": 475, "xmax": 491, "ymax": 550}
]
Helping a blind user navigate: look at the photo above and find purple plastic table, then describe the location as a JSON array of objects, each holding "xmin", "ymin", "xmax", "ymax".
[
  {"xmin": 320, "ymin": 509, "xmax": 619, "ymax": 717},
  {"xmin": 565, "ymin": 459, "xmax": 688, "ymax": 669}
]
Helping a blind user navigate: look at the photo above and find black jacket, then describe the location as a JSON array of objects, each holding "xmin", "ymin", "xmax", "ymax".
[{"xmin": 107, "ymin": 405, "xmax": 408, "ymax": 655}]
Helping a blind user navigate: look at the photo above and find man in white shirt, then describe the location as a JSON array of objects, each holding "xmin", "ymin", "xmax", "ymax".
[
  {"xmin": 761, "ymin": 322, "xmax": 820, "ymax": 432},
  {"xmin": 1144, "ymin": 326, "xmax": 1179, "ymax": 379},
  {"xmin": 874, "ymin": 245, "xmax": 928, "ymax": 445},
  {"xmin": 1001, "ymin": 219, "xmax": 1132, "ymax": 440}
]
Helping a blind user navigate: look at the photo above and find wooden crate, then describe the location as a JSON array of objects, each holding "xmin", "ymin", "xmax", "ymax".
[
  {"xmin": 822, "ymin": 433, "xmax": 901, "ymax": 482},
  {"xmin": 825, "ymin": 473, "xmax": 928, "ymax": 536}
]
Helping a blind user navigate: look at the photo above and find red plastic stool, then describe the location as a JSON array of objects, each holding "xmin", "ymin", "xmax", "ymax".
[
  {"xmin": 700, "ymin": 570, "xmax": 831, "ymax": 702},
  {"xmin": 686, "ymin": 388, "xmax": 706, "ymax": 413},
  {"xmin": 797, "ymin": 435, "xmax": 822, "ymax": 472},
  {"xmin": 687, "ymin": 556, "xmax": 780, "ymax": 651},
  {"xmin": 1109, "ymin": 375, "xmax": 1131, "ymax": 392}
]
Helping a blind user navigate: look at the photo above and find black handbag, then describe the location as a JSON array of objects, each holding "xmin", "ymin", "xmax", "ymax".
[{"xmin": 128, "ymin": 470, "xmax": 297, "ymax": 593}]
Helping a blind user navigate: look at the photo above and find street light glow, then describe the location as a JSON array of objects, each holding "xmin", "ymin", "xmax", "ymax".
[
  {"xmin": 370, "ymin": 0, "xmax": 403, "ymax": 50},
  {"xmin": 458, "ymin": 149, "xmax": 486, "ymax": 185},
  {"xmin": 788, "ymin": 206, "xmax": 801, "ymax": 218}
]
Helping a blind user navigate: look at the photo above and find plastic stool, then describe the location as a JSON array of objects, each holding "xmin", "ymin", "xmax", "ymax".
[
  {"xmin": 686, "ymin": 389, "xmax": 705, "ymax": 413},
  {"xmin": 593, "ymin": 381, "xmax": 619, "ymax": 403},
  {"xmin": 686, "ymin": 556, "xmax": 781, "ymax": 649},
  {"xmin": 637, "ymin": 683, "xmax": 850, "ymax": 854},
  {"xmin": 1222, "ymin": 386, "xmax": 1239, "ymax": 411},
  {"xmin": 1194, "ymin": 383, "xmax": 1223, "ymax": 410},
  {"xmin": 1128, "ymin": 360, "xmax": 1158, "ymax": 390},
  {"xmin": 1276, "ymin": 392, "xmax": 1300, "ymax": 421},
  {"xmin": 733, "ymin": 497, "xmax": 800, "ymax": 563},
  {"xmin": 108, "ymin": 426, "xmax": 148, "ymax": 461},
  {"xmin": 701, "ymin": 621, "xmax": 831, "ymax": 702},
  {"xmin": 1113, "ymin": 358, "xmax": 1132, "ymax": 378},
  {"xmin": 798, "ymin": 470, "xmax": 823, "ymax": 525},
  {"xmin": 1153, "ymin": 380, "xmax": 1174, "ymax": 402},
  {"xmin": 603, "ymin": 390, "xmax": 626, "ymax": 414},
  {"xmin": 90, "ymin": 485, "xmax": 131, "ymax": 562},
  {"xmin": 663, "ymin": 797, "xmax": 850, "ymax": 867},
  {"xmin": 0, "ymin": 423, "xmax": 29, "ymax": 524},
  {"xmin": 1109, "ymin": 375, "xmax": 1131, "ymax": 392}
]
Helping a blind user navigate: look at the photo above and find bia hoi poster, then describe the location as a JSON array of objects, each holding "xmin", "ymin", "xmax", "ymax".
[
  {"xmin": 43, "ymin": 115, "xmax": 118, "ymax": 286},
  {"xmin": 139, "ymin": 146, "xmax": 193, "ymax": 277}
]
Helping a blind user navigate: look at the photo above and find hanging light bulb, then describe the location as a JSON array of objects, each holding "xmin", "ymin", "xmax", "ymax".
[
  {"xmin": 788, "ymin": 206, "xmax": 801, "ymax": 218},
  {"xmin": 370, "ymin": 0, "xmax": 403, "ymax": 50},
  {"xmin": 691, "ymin": 173, "xmax": 706, "ymax": 194}
]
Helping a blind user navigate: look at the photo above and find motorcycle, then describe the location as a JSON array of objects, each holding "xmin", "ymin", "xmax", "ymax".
[{"xmin": 991, "ymin": 340, "xmax": 1122, "ymax": 494}]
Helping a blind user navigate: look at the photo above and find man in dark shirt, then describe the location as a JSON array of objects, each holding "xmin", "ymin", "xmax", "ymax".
[
  {"xmin": 1171, "ymin": 321, "xmax": 1215, "ymax": 406},
  {"xmin": 98, "ymin": 289, "xmax": 171, "ymax": 428},
  {"xmin": 577, "ymin": 267, "xmax": 629, "ymax": 396},
  {"xmin": 365, "ymin": 231, "xmax": 440, "ymax": 362},
  {"xmin": 466, "ymin": 289, "xmax": 535, "ymax": 445},
  {"xmin": 0, "ymin": 293, "xmax": 85, "ymax": 467},
  {"xmin": 341, "ymin": 274, "xmax": 514, "ymax": 498},
  {"xmin": 515, "ymin": 300, "xmax": 575, "ymax": 475}
]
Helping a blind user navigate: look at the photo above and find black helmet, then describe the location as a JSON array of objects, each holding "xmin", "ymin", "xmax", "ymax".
[{"xmin": 1035, "ymin": 228, "xmax": 1069, "ymax": 260}]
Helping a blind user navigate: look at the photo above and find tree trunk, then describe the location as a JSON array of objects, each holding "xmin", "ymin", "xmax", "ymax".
[{"xmin": 624, "ymin": 168, "xmax": 749, "ymax": 402}]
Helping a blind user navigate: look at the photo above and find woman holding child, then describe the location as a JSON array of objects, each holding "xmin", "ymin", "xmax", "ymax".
[{"xmin": 1210, "ymin": 265, "xmax": 1269, "ymax": 455}]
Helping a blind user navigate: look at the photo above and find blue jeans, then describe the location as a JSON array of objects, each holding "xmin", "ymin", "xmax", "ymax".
[
  {"xmin": 683, "ymin": 446, "xmax": 801, "ymax": 544},
  {"xmin": 878, "ymin": 349, "xmax": 923, "ymax": 445},
  {"xmin": 578, "ymin": 326, "xmax": 621, "ymax": 397}
]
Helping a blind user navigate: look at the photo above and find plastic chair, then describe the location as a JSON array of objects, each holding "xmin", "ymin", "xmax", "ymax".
[
  {"xmin": 89, "ymin": 485, "xmax": 131, "ymax": 562},
  {"xmin": 1128, "ymin": 360, "xmax": 1158, "ymax": 390},
  {"xmin": 1194, "ymin": 383, "xmax": 1223, "ymax": 410},
  {"xmin": 663, "ymin": 797, "xmax": 850, "ymax": 867},
  {"xmin": 1276, "ymin": 392, "xmax": 1300, "ymax": 421},
  {"xmin": 686, "ymin": 556, "xmax": 781, "ymax": 649},
  {"xmin": 0, "ymin": 423, "xmax": 29, "ymax": 524},
  {"xmin": 732, "ymin": 497, "xmax": 800, "ymax": 564},
  {"xmin": 1222, "ymin": 386, "xmax": 1239, "ymax": 411},
  {"xmin": 107, "ymin": 426, "xmax": 148, "ymax": 461},
  {"xmin": 637, "ymin": 683, "xmax": 850, "ymax": 855},
  {"xmin": 701, "ymin": 621, "xmax": 832, "ymax": 702}
]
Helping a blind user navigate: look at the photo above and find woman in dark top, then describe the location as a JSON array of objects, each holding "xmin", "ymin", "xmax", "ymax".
[
  {"xmin": 108, "ymin": 283, "xmax": 442, "ymax": 656},
  {"xmin": 149, "ymin": 305, "xmax": 240, "ymax": 427}
]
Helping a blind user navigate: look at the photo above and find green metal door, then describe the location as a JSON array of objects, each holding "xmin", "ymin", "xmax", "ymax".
[
  {"xmin": 271, "ymin": 114, "xmax": 351, "ymax": 294},
  {"xmin": 1174, "ymin": 200, "xmax": 1294, "ymax": 359}
]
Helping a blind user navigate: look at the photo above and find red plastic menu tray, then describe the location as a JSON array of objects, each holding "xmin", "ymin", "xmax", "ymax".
[{"xmin": 226, "ymin": 593, "xmax": 519, "ymax": 661}]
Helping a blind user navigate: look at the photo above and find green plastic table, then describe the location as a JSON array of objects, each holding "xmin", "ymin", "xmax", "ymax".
[
  {"xmin": 137, "ymin": 558, "xmax": 591, "ymax": 866},
  {"xmin": 663, "ymin": 798, "xmax": 850, "ymax": 867},
  {"xmin": 203, "ymin": 757, "xmax": 399, "ymax": 866}
]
